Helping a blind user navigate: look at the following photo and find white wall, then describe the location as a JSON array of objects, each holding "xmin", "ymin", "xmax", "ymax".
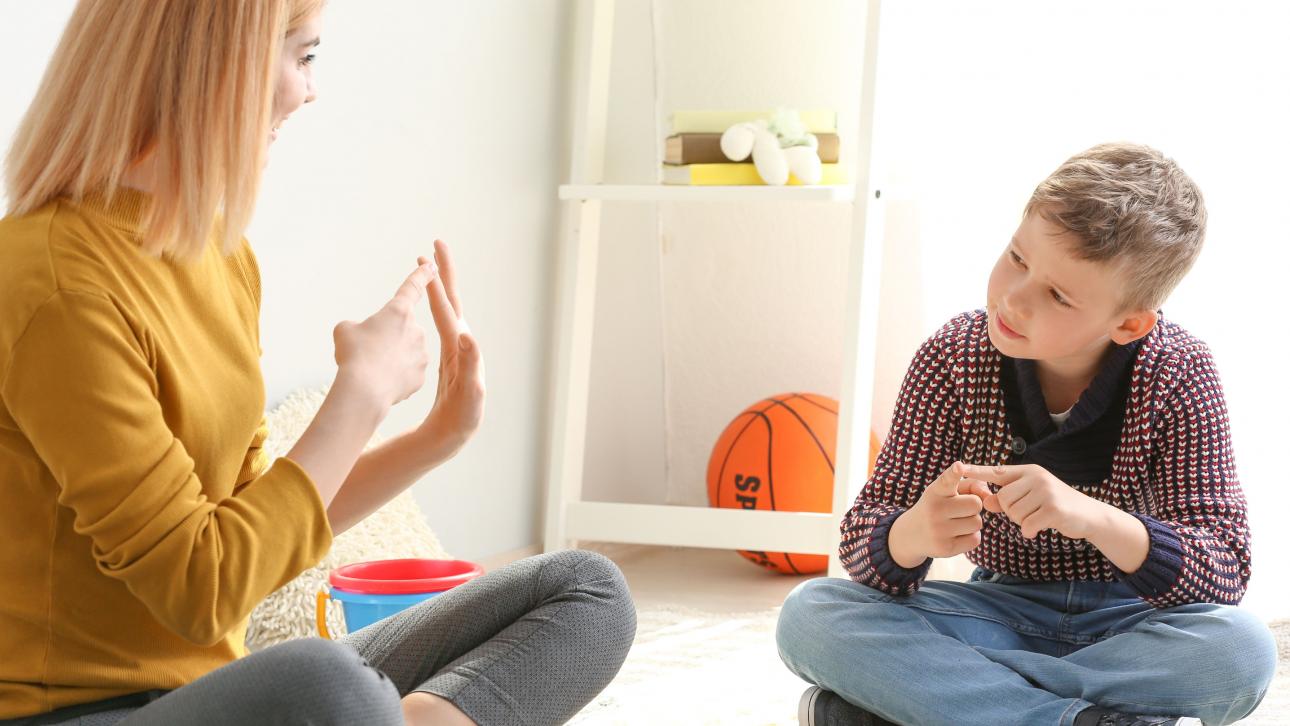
[
  {"xmin": 584, "ymin": 0, "xmax": 1289, "ymax": 619},
  {"xmin": 876, "ymin": 0, "xmax": 1290, "ymax": 620},
  {"xmin": 5, "ymin": 0, "xmax": 1286, "ymax": 620},
  {"xmin": 584, "ymin": 0, "xmax": 870, "ymax": 509},
  {"xmin": 0, "ymin": 0, "xmax": 574, "ymax": 563}
]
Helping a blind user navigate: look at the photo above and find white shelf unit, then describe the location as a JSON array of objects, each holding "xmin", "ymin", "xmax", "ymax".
[
  {"xmin": 559, "ymin": 184, "xmax": 858, "ymax": 203},
  {"xmin": 543, "ymin": 0, "xmax": 889, "ymax": 578}
]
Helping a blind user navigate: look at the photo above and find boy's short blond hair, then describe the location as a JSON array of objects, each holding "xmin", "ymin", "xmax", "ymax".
[{"xmin": 1025, "ymin": 142, "xmax": 1206, "ymax": 312}]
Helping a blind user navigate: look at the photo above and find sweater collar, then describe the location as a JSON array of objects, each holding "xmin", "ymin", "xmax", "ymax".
[
  {"xmin": 72, "ymin": 185, "xmax": 152, "ymax": 233},
  {"xmin": 1005, "ymin": 336, "xmax": 1142, "ymax": 440}
]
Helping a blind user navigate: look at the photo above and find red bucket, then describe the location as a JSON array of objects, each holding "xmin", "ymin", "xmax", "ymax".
[
  {"xmin": 329, "ymin": 558, "xmax": 485, "ymax": 594},
  {"xmin": 317, "ymin": 558, "xmax": 484, "ymax": 637}
]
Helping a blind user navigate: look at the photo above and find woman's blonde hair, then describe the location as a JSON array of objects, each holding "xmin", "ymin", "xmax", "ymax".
[{"xmin": 4, "ymin": 0, "xmax": 324, "ymax": 261}]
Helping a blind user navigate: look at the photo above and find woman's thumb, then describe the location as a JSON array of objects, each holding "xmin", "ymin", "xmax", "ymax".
[{"xmin": 458, "ymin": 331, "xmax": 477, "ymax": 357}]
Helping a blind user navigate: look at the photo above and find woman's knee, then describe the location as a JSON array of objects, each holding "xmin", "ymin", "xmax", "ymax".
[
  {"xmin": 547, "ymin": 550, "xmax": 638, "ymax": 650},
  {"xmin": 261, "ymin": 639, "xmax": 402, "ymax": 721}
]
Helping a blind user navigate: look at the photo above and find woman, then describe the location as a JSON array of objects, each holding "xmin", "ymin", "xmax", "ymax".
[{"xmin": 0, "ymin": 1, "xmax": 635, "ymax": 724}]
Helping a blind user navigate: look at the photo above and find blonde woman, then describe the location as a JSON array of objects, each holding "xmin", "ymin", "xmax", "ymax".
[{"xmin": 0, "ymin": 2, "xmax": 634, "ymax": 724}]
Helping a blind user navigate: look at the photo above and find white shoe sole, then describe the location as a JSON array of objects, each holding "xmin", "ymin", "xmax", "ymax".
[{"xmin": 798, "ymin": 686, "xmax": 823, "ymax": 726}]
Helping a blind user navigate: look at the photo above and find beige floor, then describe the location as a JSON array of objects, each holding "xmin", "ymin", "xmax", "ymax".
[{"xmin": 598, "ymin": 544, "xmax": 814, "ymax": 613}]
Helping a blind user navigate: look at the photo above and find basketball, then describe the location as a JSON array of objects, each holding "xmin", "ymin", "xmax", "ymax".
[{"xmin": 706, "ymin": 393, "xmax": 880, "ymax": 575}]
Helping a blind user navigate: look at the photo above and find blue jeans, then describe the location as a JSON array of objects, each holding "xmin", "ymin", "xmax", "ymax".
[{"xmin": 776, "ymin": 568, "xmax": 1277, "ymax": 726}]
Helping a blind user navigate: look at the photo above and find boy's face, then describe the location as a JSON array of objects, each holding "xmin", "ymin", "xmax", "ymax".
[{"xmin": 986, "ymin": 210, "xmax": 1156, "ymax": 368}]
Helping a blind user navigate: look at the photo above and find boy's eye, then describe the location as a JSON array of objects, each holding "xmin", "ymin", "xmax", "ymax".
[
  {"xmin": 1009, "ymin": 250, "xmax": 1025, "ymax": 267},
  {"xmin": 1051, "ymin": 289, "xmax": 1071, "ymax": 307},
  {"xmin": 299, "ymin": 53, "xmax": 316, "ymax": 67}
]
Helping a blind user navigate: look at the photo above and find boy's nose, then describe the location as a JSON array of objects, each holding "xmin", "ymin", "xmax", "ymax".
[{"xmin": 1000, "ymin": 294, "xmax": 1022, "ymax": 318}]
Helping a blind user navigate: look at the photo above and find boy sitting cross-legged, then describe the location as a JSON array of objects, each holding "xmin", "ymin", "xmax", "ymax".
[{"xmin": 777, "ymin": 143, "xmax": 1277, "ymax": 726}]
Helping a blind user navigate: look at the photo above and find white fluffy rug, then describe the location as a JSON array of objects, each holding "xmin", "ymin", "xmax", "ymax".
[
  {"xmin": 572, "ymin": 606, "xmax": 1289, "ymax": 725},
  {"xmin": 244, "ymin": 388, "xmax": 450, "ymax": 650},
  {"xmin": 570, "ymin": 605, "xmax": 806, "ymax": 725}
]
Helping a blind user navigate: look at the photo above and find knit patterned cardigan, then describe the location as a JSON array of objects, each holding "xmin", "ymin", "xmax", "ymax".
[{"xmin": 839, "ymin": 309, "xmax": 1251, "ymax": 607}]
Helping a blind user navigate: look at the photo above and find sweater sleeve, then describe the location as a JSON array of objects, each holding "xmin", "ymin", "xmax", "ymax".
[
  {"xmin": 839, "ymin": 319, "xmax": 966, "ymax": 595},
  {"xmin": 234, "ymin": 418, "xmax": 271, "ymax": 493},
  {"xmin": 1113, "ymin": 344, "xmax": 1251, "ymax": 607},
  {"xmin": 1, "ymin": 289, "xmax": 333, "ymax": 647}
]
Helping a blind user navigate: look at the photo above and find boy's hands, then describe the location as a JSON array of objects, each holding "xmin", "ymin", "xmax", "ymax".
[
  {"xmin": 888, "ymin": 462, "xmax": 993, "ymax": 568},
  {"xmin": 958, "ymin": 463, "xmax": 1107, "ymax": 540}
]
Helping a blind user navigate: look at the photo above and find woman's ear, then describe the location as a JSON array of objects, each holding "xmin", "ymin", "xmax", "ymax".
[{"xmin": 1111, "ymin": 309, "xmax": 1158, "ymax": 345}]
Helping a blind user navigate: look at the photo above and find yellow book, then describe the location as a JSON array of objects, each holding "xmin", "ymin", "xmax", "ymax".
[
  {"xmin": 670, "ymin": 109, "xmax": 838, "ymax": 134},
  {"xmin": 661, "ymin": 163, "xmax": 846, "ymax": 186}
]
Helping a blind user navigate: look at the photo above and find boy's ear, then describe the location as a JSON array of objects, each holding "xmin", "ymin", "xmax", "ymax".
[{"xmin": 1111, "ymin": 309, "xmax": 1158, "ymax": 345}]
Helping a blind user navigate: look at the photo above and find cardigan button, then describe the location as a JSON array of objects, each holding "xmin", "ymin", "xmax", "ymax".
[{"xmin": 1010, "ymin": 436, "xmax": 1027, "ymax": 455}]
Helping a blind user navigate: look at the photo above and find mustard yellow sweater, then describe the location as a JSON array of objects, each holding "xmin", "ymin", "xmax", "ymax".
[{"xmin": 0, "ymin": 188, "xmax": 334, "ymax": 718}]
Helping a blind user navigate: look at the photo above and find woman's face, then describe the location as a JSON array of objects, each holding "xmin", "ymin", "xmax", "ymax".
[{"xmin": 270, "ymin": 13, "xmax": 322, "ymax": 148}]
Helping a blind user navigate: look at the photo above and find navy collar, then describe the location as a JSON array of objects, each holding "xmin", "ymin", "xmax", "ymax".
[{"xmin": 1003, "ymin": 337, "xmax": 1142, "ymax": 443}]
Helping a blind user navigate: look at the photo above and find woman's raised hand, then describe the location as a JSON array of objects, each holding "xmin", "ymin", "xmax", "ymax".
[
  {"xmin": 413, "ymin": 239, "xmax": 486, "ymax": 459},
  {"xmin": 331, "ymin": 261, "xmax": 435, "ymax": 409}
]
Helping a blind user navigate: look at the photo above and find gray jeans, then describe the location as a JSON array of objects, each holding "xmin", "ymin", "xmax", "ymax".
[{"xmin": 13, "ymin": 550, "xmax": 636, "ymax": 726}]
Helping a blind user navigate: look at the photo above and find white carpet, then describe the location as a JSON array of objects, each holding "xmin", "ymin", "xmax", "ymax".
[
  {"xmin": 570, "ymin": 605, "xmax": 806, "ymax": 725},
  {"xmin": 571, "ymin": 605, "xmax": 1289, "ymax": 725}
]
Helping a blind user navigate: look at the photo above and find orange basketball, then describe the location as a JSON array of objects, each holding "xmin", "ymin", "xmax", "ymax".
[{"xmin": 706, "ymin": 393, "xmax": 881, "ymax": 575}]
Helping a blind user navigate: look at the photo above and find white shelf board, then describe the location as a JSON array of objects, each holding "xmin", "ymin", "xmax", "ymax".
[
  {"xmin": 564, "ymin": 501, "xmax": 837, "ymax": 553},
  {"xmin": 559, "ymin": 183, "xmax": 857, "ymax": 203}
]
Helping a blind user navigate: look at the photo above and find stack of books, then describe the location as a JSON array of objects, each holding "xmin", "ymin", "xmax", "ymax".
[{"xmin": 661, "ymin": 110, "xmax": 844, "ymax": 186}]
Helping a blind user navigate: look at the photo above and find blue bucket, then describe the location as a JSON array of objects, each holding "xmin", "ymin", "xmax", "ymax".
[
  {"xmin": 328, "ymin": 589, "xmax": 440, "ymax": 632},
  {"xmin": 316, "ymin": 558, "xmax": 484, "ymax": 638}
]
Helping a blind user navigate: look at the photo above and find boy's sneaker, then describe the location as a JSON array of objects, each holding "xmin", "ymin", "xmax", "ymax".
[
  {"xmin": 1073, "ymin": 707, "xmax": 1203, "ymax": 726},
  {"xmin": 798, "ymin": 686, "xmax": 897, "ymax": 726}
]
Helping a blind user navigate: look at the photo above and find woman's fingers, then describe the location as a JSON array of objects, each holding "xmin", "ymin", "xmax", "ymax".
[
  {"xmin": 434, "ymin": 239, "xmax": 464, "ymax": 318},
  {"xmin": 424, "ymin": 271, "xmax": 460, "ymax": 349},
  {"xmin": 393, "ymin": 261, "xmax": 437, "ymax": 309},
  {"xmin": 458, "ymin": 331, "xmax": 485, "ymax": 388}
]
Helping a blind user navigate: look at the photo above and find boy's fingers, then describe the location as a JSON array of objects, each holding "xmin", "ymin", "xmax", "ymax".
[
  {"xmin": 947, "ymin": 513, "xmax": 983, "ymax": 537},
  {"xmin": 959, "ymin": 463, "xmax": 1024, "ymax": 486},
  {"xmin": 950, "ymin": 531, "xmax": 982, "ymax": 554},
  {"xmin": 1006, "ymin": 492, "xmax": 1042, "ymax": 522},
  {"xmin": 957, "ymin": 478, "xmax": 1004, "ymax": 513},
  {"xmin": 956, "ymin": 478, "xmax": 992, "ymax": 500},
  {"xmin": 931, "ymin": 462, "xmax": 964, "ymax": 496},
  {"xmin": 1019, "ymin": 510, "xmax": 1050, "ymax": 539},
  {"xmin": 994, "ymin": 478, "xmax": 1029, "ymax": 513},
  {"xmin": 948, "ymin": 493, "xmax": 983, "ymax": 517},
  {"xmin": 434, "ymin": 240, "xmax": 464, "ymax": 318}
]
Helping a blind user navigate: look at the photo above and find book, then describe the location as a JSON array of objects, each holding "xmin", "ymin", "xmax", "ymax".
[
  {"xmin": 661, "ymin": 163, "xmax": 846, "ymax": 186},
  {"xmin": 669, "ymin": 109, "xmax": 838, "ymax": 134},
  {"xmin": 665, "ymin": 133, "xmax": 840, "ymax": 165}
]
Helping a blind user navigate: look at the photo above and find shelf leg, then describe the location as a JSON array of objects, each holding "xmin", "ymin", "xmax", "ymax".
[
  {"xmin": 831, "ymin": 0, "xmax": 887, "ymax": 580},
  {"xmin": 544, "ymin": 0, "xmax": 615, "ymax": 553}
]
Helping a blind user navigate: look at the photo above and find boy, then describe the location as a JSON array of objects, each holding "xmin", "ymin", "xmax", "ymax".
[{"xmin": 776, "ymin": 143, "xmax": 1277, "ymax": 726}]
